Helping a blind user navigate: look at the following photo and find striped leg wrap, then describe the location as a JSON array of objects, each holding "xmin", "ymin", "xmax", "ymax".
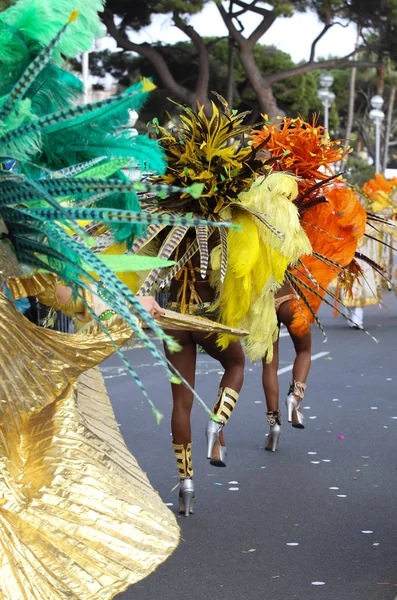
[
  {"xmin": 172, "ymin": 442, "xmax": 193, "ymax": 478},
  {"xmin": 212, "ymin": 386, "xmax": 239, "ymax": 426}
]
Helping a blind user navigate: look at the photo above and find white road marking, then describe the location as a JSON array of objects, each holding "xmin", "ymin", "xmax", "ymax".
[{"xmin": 277, "ymin": 352, "xmax": 329, "ymax": 375}]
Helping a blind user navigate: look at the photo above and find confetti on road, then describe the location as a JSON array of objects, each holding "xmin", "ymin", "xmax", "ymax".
[
  {"xmin": 371, "ymin": 407, "xmax": 378, "ymax": 410},
  {"xmin": 338, "ymin": 435, "xmax": 345, "ymax": 439},
  {"xmin": 165, "ymin": 503, "xmax": 174, "ymax": 507},
  {"xmin": 303, "ymin": 406, "xmax": 311, "ymax": 409},
  {"xmin": 229, "ymin": 487, "xmax": 239, "ymax": 491},
  {"xmin": 311, "ymin": 581, "xmax": 326, "ymax": 586},
  {"xmin": 309, "ymin": 416, "xmax": 317, "ymax": 419},
  {"xmin": 337, "ymin": 495, "xmax": 347, "ymax": 498},
  {"xmin": 322, "ymin": 459, "xmax": 331, "ymax": 463},
  {"xmin": 260, "ymin": 466, "xmax": 266, "ymax": 469},
  {"xmin": 228, "ymin": 481, "xmax": 239, "ymax": 484},
  {"xmin": 332, "ymin": 398, "xmax": 339, "ymax": 402},
  {"xmin": 254, "ymin": 400, "xmax": 262, "ymax": 404},
  {"xmin": 308, "ymin": 452, "xmax": 317, "ymax": 455},
  {"xmin": 215, "ymin": 483, "xmax": 223, "ymax": 486},
  {"xmin": 286, "ymin": 543, "xmax": 299, "ymax": 546},
  {"xmin": 387, "ymin": 378, "xmax": 392, "ymax": 381},
  {"xmin": 311, "ymin": 461, "xmax": 320, "ymax": 464},
  {"xmin": 373, "ymin": 543, "xmax": 380, "ymax": 546},
  {"xmin": 362, "ymin": 530, "xmax": 374, "ymax": 534},
  {"xmin": 329, "ymin": 487, "xmax": 339, "ymax": 490}
]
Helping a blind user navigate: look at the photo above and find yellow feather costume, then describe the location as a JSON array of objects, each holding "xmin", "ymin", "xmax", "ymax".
[{"xmin": 213, "ymin": 173, "xmax": 312, "ymax": 361}]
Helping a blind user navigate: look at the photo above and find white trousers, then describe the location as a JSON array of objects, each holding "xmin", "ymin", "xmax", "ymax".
[{"xmin": 348, "ymin": 306, "xmax": 363, "ymax": 328}]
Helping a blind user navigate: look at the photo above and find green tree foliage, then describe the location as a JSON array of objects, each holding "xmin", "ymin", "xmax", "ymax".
[{"xmin": 84, "ymin": 41, "xmax": 324, "ymax": 123}]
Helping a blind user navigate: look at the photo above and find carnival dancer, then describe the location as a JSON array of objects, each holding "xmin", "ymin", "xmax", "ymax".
[
  {"xmin": 339, "ymin": 173, "xmax": 397, "ymax": 328},
  {"xmin": 130, "ymin": 101, "xmax": 311, "ymax": 509},
  {"xmin": 251, "ymin": 117, "xmax": 367, "ymax": 449},
  {"xmin": 261, "ymin": 282, "xmax": 311, "ymax": 450}
]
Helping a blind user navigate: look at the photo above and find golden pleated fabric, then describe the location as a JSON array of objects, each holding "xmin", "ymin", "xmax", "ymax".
[
  {"xmin": 157, "ymin": 309, "xmax": 249, "ymax": 336},
  {"xmin": 0, "ymin": 293, "xmax": 179, "ymax": 600}
]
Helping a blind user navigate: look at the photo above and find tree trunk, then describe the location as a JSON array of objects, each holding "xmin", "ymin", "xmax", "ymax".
[
  {"xmin": 377, "ymin": 60, "xmax": 386, "ymax": 97},
  {"xmin": 172, "ymin": 11, "xmax": 210, "ymax": 111},
  {"xmin": 102, "ymin": 10, "xmax": 199, "ymax": 110},
  {"xmin": 238, "ymin": 46, "xmax": 283, "ymax": 120},
  {"xmin": 345, "ymin": 26, "xmax": 360, "ymax": 149},
  {"xmin": 226, "ymin": 36, "xmax": 234, "ymax": 108},
  {"xmin": 382, "ymin": 85, "xmax": 396, "ymax": 173}
]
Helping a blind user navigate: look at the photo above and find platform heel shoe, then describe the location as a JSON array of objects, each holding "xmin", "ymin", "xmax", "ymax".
[
  {"xmin": 205, "ymin": 387, "xmax": 239, "ymax": 467},
  {"xmin": 285, "ymin": 381, "xmax": 306, "ymax": 429},
  {"xmin": 172, "ymin": 442, "xmax": 195, "ymax": 516},
  {"xmin": 265, "ymin": 409, "xmax": 282, "ymax": 452}
]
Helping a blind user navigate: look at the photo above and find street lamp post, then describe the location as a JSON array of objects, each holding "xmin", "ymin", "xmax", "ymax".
[
  {"xmin": 317, "ymin": 72, "xmax": 335, "ymax": 131},
  {"xmin": 369, "ymin": 95, "xmax": 385, "ymax": 174}
]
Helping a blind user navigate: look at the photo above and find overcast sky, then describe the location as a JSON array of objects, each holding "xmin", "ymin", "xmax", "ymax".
[{"xmin": 105, "ymin": 4, "xmax": 358, "ymax": 63}]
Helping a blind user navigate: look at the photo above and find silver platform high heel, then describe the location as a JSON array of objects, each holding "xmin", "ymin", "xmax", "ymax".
[
  {"xmin": 265, "ymin": 409, "xmax": 282, "ymax": 452},
  {"xmin": 205, "ymin": 387, "xmax": 239, "ymax": 467},
  {"xmin": 205, "ymin": 420, "xmax": 227, "ymax": 467},
  {"xmin": 285, "ymin": 381, "xmax": 306, "ymax": 429},
  {"xmin": 179, "ymin": 478, "xmax": 195, "ymax": 516},
  {"xmin": 172, "ymin": 442, "xmax": 195, "ymax": 516}
]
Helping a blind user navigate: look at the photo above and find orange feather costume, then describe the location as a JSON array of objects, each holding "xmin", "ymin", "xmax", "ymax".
[
  {"xmin": 288, "ymin": 186, "xmax": 366, "ymax": 335},
  {"xmin": 251, "ymin": 117, "xmax": 367, "ymax": 336}
]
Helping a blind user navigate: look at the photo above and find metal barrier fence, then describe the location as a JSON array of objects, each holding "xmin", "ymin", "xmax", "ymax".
[{"xmin": 25, "ymin": 298, "xmax": 74, "ymax": 333}]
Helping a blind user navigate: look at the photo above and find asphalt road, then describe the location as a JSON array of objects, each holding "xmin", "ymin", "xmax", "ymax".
[{"xmin": 105, "ymin": 293, "xmax": 397, "ymax": 600}]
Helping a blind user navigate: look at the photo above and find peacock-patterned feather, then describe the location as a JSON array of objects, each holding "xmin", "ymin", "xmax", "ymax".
[
  {"xmin": 219, "ymin": 226, "xmax": 228, "ymax": 283},
  {"xmin": 138, "ymin": 225, "xmax": 189, "ymax": 295},
  {"xmin": 195, "ymin": 224, "xmax": 210, "ymax": 279}
]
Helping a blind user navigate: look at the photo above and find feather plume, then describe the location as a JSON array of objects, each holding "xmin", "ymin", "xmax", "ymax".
[
  {"xmin": 196, "ymin": 224, "xmax": 209, "ymax": 278},
  {"xmin": 219, "ymin": 226, "xmax": 228, "ymax": 283},
  {"xmin": 138, "ymin": 226, "xmax": 189, "ymax": 295}
]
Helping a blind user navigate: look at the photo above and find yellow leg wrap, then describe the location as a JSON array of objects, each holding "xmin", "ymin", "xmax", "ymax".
[
  {"xmin": 172, "ymin": 442, "xmax": 193, "ymax": 478},
  {"xmin": 212, "ymin": 387, "xmax": 239, "ymax": 426}
]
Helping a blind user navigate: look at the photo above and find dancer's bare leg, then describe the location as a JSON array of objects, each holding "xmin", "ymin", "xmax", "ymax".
[
  {"xmin": 261, "ymin": 332, "xmax": 280, "ymax": 413},
  {"xmin": 278, "ymin": 301, "xmax": 311, "ymax": 424},
  {"xmin": 277, "ymin": 301, "xmax": 312, "ymax": 384},
  {"xmin": 164, "ymin": 329, "xmax": 196, "ymax": 446},
  {"xmin": 194, "ymin": 332, "xmax": 245, "ymax": 448},
  {"xmin": 194, "ymin": 332, "xmax": 245, "ymax": 393},
  {"xmin": 261, "ymin": 333, "xmax": 281, "ymax": 449}
]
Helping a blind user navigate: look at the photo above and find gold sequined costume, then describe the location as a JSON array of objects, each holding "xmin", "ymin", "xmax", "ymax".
[{"xmin": 0, "ymin": 281, "xmax": 180, "ymax": 600}]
